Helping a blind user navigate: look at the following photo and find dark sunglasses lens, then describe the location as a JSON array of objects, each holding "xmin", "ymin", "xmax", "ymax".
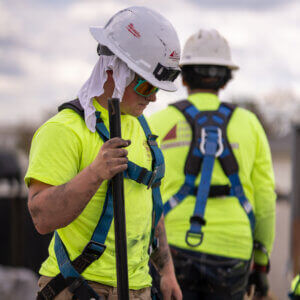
[{"xmin": 136, "ymin": 81, "xmax": 158, "ymax": 96}]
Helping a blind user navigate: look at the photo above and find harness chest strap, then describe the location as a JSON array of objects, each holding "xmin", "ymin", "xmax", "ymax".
[{"xmin": 37, "ymin": 100, "xmax": 164, "ymax": 300}]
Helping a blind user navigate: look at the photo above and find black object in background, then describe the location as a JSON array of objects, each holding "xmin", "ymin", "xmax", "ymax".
[
  {"xmin": 0, "ymin": 150, "xmax": 51, "ymax": 273},
  {"xmin": 108, "ymin": 98, "xmax": 129, "ymax": 300},
  {"xmin": 0, "ymin": 196, "xmax": 52, "ymax": 273}
]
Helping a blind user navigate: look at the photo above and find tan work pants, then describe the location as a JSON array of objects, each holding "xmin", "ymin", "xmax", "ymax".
[{"xmin": 38, "ymin": 276, "xmax": 151, "ymax": 300}]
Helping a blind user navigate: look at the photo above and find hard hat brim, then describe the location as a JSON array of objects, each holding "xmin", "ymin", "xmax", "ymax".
[
  {"xmin": 90, "ymin": 26, "xmax": 178, "ymax": 92},
  {"xmin": 179, "ymin": 57, "xmax": 239, "ymax": 70}
]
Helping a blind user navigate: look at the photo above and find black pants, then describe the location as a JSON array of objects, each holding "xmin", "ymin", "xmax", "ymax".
[{"xmin": 170, "ymin": 246, "xmax": 251, "ymax": 300}]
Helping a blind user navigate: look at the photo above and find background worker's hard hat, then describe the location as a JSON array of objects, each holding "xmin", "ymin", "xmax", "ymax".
[
  {"xmin": 180, "ymin": 29, "xmax": 239, "ymax": 70},
  {"xmin": 90, "ymin": 6, "xmax": 181, "ymax": 91}
]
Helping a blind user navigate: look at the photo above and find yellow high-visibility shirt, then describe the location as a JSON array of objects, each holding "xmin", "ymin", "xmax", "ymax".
[
  {"xmin": 25, "ymin": 100, "xmax": 153, "ymax": 289},
  {"xmin": 148, "ymin": 93, "xmax": 276, "ymax": 265}
]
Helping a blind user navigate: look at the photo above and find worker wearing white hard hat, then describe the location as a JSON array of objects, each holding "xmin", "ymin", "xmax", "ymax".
[
  {"xmin": 25, "ymin": 6, "xmax": 182, "ymax": 300},
  {"xmin": 149, "ymin": 29, "xmax": 275, "ymax": 299}
]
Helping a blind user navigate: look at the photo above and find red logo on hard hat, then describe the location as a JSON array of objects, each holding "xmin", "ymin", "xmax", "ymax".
[
  {"xmin": 169, "ymin": 51, "xmax": 180, "ymax": 61},
  {"xmin": 126, "ymin": 23, "xmax": 141, "ymax": 38}
]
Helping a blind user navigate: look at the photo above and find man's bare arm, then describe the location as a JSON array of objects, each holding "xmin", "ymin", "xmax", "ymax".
[
  {"xmin": 150, "ymin": 215, "xmax": 182, "ymax": 300},
  {"xmin": 28, "ymin": 138, "xmax": 130, "ymax": 235},
  {"xmin": 150, "ymin": 216, "xmax": 172, "ymax": 273}
]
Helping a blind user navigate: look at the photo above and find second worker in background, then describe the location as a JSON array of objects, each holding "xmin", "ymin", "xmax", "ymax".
[{"xmin": 149, "ymin": 29, "xmax": 276, "ymax": 300}]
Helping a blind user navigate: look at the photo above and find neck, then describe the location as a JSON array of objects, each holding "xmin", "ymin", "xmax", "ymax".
[
  {"xmin": 188, "ymin": 88, "xmax": 219, "ymax": 95},
  {"xmin": 94, "ymin": 92, "xmax": 112, "ymax": 110}
]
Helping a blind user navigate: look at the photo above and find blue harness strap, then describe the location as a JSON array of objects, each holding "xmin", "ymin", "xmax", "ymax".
[
  {"xmin": 164, "ymin": 100, "xmax": 255, "ymax": 248},
  {"xmin": 137, "ymin": 115, "xmax": 164, "ymax": 243},
  {"xmin": 186, "ymin": 126, "xmax": 223, "ymax": 247},
  {"xmin": 54, "ymin": 181, "xmax": 113, "ymax": 299},
  {"xmin": 41, "ymin": 101, "xmax": 165, "ymax": 300}
]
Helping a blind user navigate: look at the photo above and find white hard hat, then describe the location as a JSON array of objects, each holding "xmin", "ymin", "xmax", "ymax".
[
  {"xmin": 180, "ymin": 29, "xmax": 239, "ymax": 70},
  {"xmin": 90, "ymin": 6, "xmax": 181, "ymax": 91}
]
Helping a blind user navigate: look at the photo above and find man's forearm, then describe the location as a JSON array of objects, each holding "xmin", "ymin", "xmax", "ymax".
[
  {"xmin": 28, "ymin": 137, "xmax": 130, "ymax": 235},
  {"xmin": 150, "ymin": 215, "xmax": 174, "ymax": 275},
  {"xmin": 28, "ymin": 164, "xmax": 103, "ymax": 234}
]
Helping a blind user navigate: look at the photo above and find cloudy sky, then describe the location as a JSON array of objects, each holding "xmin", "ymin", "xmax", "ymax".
[{"xmin": 0, "ymin": 0, "xmax": 299, "ymax": 126}]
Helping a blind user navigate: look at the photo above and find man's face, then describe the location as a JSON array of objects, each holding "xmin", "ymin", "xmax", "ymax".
[{"xmin": 120, "ymin": 76, "xmax": 157, "ymax": 117}]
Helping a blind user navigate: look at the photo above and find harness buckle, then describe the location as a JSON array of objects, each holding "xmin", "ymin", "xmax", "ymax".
[
  {"xmin": 68, "ymin": 277, "xmax": 99, "ymax": 300},
  {"xmin": 200, "ymin": 127, "xmax": 223, "ymax": 157},
  {"xmin": 83, "ymin": 241, "xmax": 106, "ymax": 260},
  {"xmin": 185, "ymin": 215, "xmax": 206, "ymax": 247},
  {"xmin": 147, "ymin": 167, "xmax": 158, "ymax": 189},
  {"xmin": 190, "ymin": 215, "xmax": 206, "ymax": 226},
  {"xmin": 147, "ymin": 134, "xmax": 158, "ymax": 146},
  {"xmin": 67, "ymin": 276, "xmax": 85, "ymax": 293}
]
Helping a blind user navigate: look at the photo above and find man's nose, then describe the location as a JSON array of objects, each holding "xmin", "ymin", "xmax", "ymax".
[{"xmin": 147, "ymin": 93, "xmax": 157, "ymax": 102}]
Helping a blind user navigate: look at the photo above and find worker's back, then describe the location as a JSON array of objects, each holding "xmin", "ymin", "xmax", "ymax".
[
  {"xmin": 149, "ymin": 28, "xmax": 276, "ymax": 299},
  {"xmin": 149, "ymin": 93, "xmax": 275, "ymax": 262}
]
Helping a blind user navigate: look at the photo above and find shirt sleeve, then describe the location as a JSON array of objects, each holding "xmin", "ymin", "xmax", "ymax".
[
  {"xmin": 24, "ymin": 121, "xmax": 82, "ymax": 187},
  {"xmin": 251, "ymin": 116, "xmax": 276, "ymax": 265}
]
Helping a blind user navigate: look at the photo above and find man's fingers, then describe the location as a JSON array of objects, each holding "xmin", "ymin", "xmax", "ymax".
[
  {"xmin": 104, "ymin": 157, "xmax": 128, "ymax": 170},
  {"xmin": 110, "ymin": 164, "xmax": 128, "ymax": 177},
  {"xmin": 102, "ymin": 148, "xmax": 128, "ymax": 160},
  {"xmin": 110, "ymin": 157, "xmax": 128, "ymax": 165},
  {"xmin": 104, "ymin": 138, "xmax": 131, "ymax": 149}
]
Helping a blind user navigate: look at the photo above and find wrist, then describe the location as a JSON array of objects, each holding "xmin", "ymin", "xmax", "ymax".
[
  {"xmin": 88, "ymin": 163, "xmax": 104, "ymax": 182},
  {"xmin": 159, "ymin": 260, "xmax": 175, "ymax": 277}
]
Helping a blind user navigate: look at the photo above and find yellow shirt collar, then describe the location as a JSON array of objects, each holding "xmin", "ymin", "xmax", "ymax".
[{"xmin": 188, "ymin": 93, "xmax": 221, "ymax": 111}]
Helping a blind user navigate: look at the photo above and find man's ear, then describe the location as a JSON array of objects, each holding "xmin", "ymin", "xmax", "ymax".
[
  {"xmin": 106, "ymin": 69, "xmax": 113, "ymax": 78},
  {"xmin": 105, "ymin": 70, "xmax": 115, "ymax": 86}
]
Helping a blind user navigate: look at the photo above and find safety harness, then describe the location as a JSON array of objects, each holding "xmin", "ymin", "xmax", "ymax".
[
  {"xmin": 37, "ymin": 99, "xmax": 164, "ymax": 300},
  {"xmin": 163, "ymin": 100, "xmax": 256, "ymax": 247}
]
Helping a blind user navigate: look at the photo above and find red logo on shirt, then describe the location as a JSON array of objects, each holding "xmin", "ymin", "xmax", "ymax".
[
  {"xmin": 163, "ymin": 125, "xmax": 177, "ymax": 141},
  {"xmin": 126, "ymin": 23, "xmax": 141, "ymax": 38}
]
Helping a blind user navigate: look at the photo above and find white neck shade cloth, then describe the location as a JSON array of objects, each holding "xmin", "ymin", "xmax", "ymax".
[{"xmin": 77, "ymin": 55, "xmax": 135, "ymax": 132}]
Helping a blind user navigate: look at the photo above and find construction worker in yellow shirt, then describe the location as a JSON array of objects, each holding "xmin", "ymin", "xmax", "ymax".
[
  {"xmin": 149, "ymin": 29, "xmax": 276, "ymax": 299},
  {"xmin": 25, "ymin": 6, "xmax": 182, "ymax": 300}
]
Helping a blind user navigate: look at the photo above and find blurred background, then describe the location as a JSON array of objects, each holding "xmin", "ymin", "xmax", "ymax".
[{"xmin": 0, "ymin": 0, "xmax": 299, "ymax": 299}]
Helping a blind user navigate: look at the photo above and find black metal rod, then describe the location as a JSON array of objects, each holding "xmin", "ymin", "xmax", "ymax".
[{"xmin": 108, "ymin": 98, "xmax": 129, "ymax": 300}]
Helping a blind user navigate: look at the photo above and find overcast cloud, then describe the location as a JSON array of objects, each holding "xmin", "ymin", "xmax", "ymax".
[{"xmin": 0, "ymin": 0, "xmax": 299, "ymax": 126}]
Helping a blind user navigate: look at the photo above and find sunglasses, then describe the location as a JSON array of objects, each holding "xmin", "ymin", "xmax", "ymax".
[{"xmin": 134, "ymin": 77, "xmax": 159, "ymax": 97}]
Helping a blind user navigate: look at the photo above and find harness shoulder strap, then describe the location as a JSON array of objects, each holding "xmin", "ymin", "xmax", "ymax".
[
  {"xmin": 171, "ymin": 100, "xmax": 199, "ymax": 131},
  {"xmin": 58, "ymin": 99, "xmax": 84, "ymax": 119},
  {"xmin": 171, "ymin": 100, "xmax": 202, "ymax": 177},
  {"xmin": 217, "ymin": 102, "xmax": 239, "ymax": 176},
  {"xmin": 137, "ymin": 115, "xmax": 164, "ymax": 244}
]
